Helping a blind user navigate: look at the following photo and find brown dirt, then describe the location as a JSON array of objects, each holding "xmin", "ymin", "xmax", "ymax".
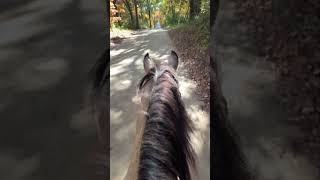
[
  {"xmin": 233, "ymin": 0, "xmax": 320, "ymax": 176},
  {"xmin": 168, "ymin": 26, "xmax": 210, "ymax": 112},
  {"xmin": 111, "ymin": 36, "xmax": 126, "ymax": 44}
]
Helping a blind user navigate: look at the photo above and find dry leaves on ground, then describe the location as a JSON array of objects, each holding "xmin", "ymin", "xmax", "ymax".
[
  {"xmin": 169, "ymin": 26, "xmax": 210, "ymax": 112},
  {"xmin": 233, "ymin": 0, "xmax": 320, "ymax": 174}
]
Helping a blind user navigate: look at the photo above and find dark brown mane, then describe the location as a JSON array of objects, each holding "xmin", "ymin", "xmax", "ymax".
[
  {"xmin": 90, "ymin": 48, "xmax": 253, "ymax": 180},
  {"xmin": 137, "ymin": 65, "xmax": 195, "ymax": 180}
]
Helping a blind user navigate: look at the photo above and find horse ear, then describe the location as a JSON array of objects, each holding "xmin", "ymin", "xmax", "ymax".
[
  {"xmin": 169, "ymin": 50, "xmax": 179, "ymax": 70},
  {"xmin": 143, "ymin": 53, "xmax": 155, "ymax": 73}
]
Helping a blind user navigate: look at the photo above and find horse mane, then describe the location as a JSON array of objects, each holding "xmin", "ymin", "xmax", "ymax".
[
  {"xmin": 211, "ymin": 92, "xmax": 253, "ymax": 179},
  {"xmin": 90, "ymin": 48, "xmax": 253, "ymax": 180},
  {"xmin": 89, "ymin": 49, "xmax": 110, "ymax": 179},
  {"xmin": 211, "ymin": 50, "xmax": 254, "ymax": 180},
  {"xmin": 137, "ymin": 66, "xmax": 195, "ymax": 180},
  {"xmin": 91, "ymin": 49, "xmax": 109, "ymax": 91}
]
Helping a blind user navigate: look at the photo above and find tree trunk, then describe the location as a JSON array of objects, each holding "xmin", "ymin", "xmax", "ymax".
[
  {"xmin": 147, "ymin": 0, "xmax": 152, "ymax": 28},
  {"xmin": 171, "ymin": 0, "xmax": 175, "ymax": 20},
  {"xmin": 177, "ymin": 0, "xmax": 183, "ymax": 24},
  {"xmin": 189, "ymin": 0, "xmax": 201, "ymax": 20},
  {"xmin": 211, "ymin": 0, "xmax": 219, "ymax": 26},
  {"xmin": 133, "ymin": 0, "xmax": 139, "ymax": 29},
  {"xmin": 123, "ymin": 0, "xmax": 134, "ymax": 28},
  {"xmin": 185, "ymin": 3, "xmax": 190, "ymax": 18}
]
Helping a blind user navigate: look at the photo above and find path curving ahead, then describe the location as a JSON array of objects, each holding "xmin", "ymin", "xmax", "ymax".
[{"xmin": 110, "ymin": 29, "xmax": 210, "ymax": 180}]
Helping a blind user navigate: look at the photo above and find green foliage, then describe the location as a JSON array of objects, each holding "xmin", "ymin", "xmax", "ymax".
[
  {"xmin": 195, "ymin": 15, "xmax": 210, "ymax": 48},
  {"xmin": 110, "ymin": 0, "xmax": 210, "ymax": 46},
  {"xmin": 181, "ymin": 1, "xmax": 209, "ymax": 48}
]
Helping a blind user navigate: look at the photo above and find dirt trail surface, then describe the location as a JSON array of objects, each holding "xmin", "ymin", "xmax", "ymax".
[
  {"xmin": 110, "ymin": 29, "xmax": 210, "ymax": 180},
  {"xmin": 215, "ymin": 0, "xmax": 318, "ymax": 179},
  {"xmin": 0, "ymin": 0, "xmax": 105, "ymax": 179}
]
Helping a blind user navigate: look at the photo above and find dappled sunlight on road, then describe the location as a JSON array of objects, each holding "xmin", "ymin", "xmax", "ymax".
[
  {"xmin": 112, "ymin": 79, "xmax": 132, "ymax": 91},
  {"xmin": 110, "ymin": 29, "xmax": 210, "ymax": 180},
  {"xmin": 179, "ymin": 77, "xmax": 210, "ymax": 166},
  {"xmin": 110, "ymin": 157, "xmax": 129, "ymax": 180},
  {"xmin": 187, "ymin": 103, "xmax": 210, "ymax": 178},
  {"xmin": 110, "ymin": 109, "xmax": 124, "ymax": 125},
  {"xmin": 189, "ymin": 105, "xmax": 209, "ymax": 133},
  {"xmin": 178, "ymin": 75, "xmax": 197, "ymax": 99},
  {"xmin": 133, "ymin": 58, "xmax": 145, "ymax": 72},
  {"xmin": 114, "ymin": 119, "xmax": 136, "ymax": 142},
  {"xmin": 110, "ymin": 48, "xmax": 127, "ymax": 57},
  {"xmin": 131, "ymin": 95, "xmax": 141, "ymax": 105},
  {"xmin": 152, "ymin": 52, "xmax": 170, "ymax": 60},
  {"xmin": 112, "ymin": 56, "xmax": 137, "ymax": 68}
]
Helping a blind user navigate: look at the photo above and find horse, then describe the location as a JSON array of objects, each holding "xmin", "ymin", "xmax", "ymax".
[
  {"xmin": 122, "ymin": 51, "xmax": 197, "ymax": 180},
  {"xmin": 88, "ymin": 1, "xmax": 254, "ymax": 179},
  {"xmin": 91, "ymin": 48, "xmax": 253, "ymax": 180}
]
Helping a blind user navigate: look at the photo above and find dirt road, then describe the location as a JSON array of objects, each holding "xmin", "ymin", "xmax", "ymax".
[{"xmin": 110, "ymin": 29, "xmax": 210, "ymax": 180}]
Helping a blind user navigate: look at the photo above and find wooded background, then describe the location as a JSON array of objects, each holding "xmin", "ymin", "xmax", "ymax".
[{"xmin": 110, "ymin": 0, "xmax": 209, "ymax": 29}]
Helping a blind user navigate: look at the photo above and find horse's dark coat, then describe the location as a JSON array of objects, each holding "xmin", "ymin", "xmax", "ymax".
[
  {"xmin": 91, "ymin": 49, "xmax": 253, "ymax": 180},
  {"xmin": 137, "ymin": 64, "xmax": 195, "ymax": 180}
]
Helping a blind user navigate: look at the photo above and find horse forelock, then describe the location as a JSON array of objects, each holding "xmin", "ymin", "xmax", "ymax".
[{"xmin": 138, "ymin": 65, "xmax": 179, "ymax": 95}]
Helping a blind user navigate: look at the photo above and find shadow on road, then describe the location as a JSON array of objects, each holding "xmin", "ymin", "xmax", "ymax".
[{"xmin": 0, "ymin": 0, "xmax": 106, "ymax": 180}]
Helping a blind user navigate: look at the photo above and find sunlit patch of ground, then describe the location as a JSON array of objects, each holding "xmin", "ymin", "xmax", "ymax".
[
  {"xmin": 110, "ymin": 109, "xmax": 124, "ymax": 125},
  {"xmin": 114, "ymin": 119, "xmax": 136, "ymax": 142},
  {"xmin": 110, "ymin": 48, "xmax": 127, "ymax": 57},
  {"xmin": 178, "ymin": 75, "xmax": 197, "ymax": 99},
  {"xmin": 113, "ymin": 79, "xmax": 132, "ymax": 92}
]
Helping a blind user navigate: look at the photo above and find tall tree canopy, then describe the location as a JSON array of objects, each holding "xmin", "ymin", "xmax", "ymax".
[{"xmin": 110, "ymin": 0, "xmax": 209, "ymax": 29}]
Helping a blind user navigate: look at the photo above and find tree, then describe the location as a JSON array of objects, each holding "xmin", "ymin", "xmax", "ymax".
[
  {"xmin": 123, "ymin": 0, "xmax": 135, "ymax": 28},
  {"xmin": 189, "ymin": 0, "xmax": 201, "ymax": 20},
  {"xmin": 110, "ymin": 0, "xmax": 127, "ymax": 27},
  {"xmin": 177, "ymin": 0, "xmax": 184, "ymax": 23},
  {"xmin": 147, "ymin": 0, "xmax": 152, "ymax": 28},
  {"xmin": 170, "ymin": 0, "xmax": 175, "ymax": 20},
  {"xmin": 133, "ymin": 0, "xmax": 140, "ymax": 29},
  {"xmin": 110, "ymin": 0, "xmax": 122, "ymax": 27}
]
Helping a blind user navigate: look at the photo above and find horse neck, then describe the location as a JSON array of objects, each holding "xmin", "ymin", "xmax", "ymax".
[{"xmin": 137, "ymin": 76, "xmax": 194, "ymax": 180}]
